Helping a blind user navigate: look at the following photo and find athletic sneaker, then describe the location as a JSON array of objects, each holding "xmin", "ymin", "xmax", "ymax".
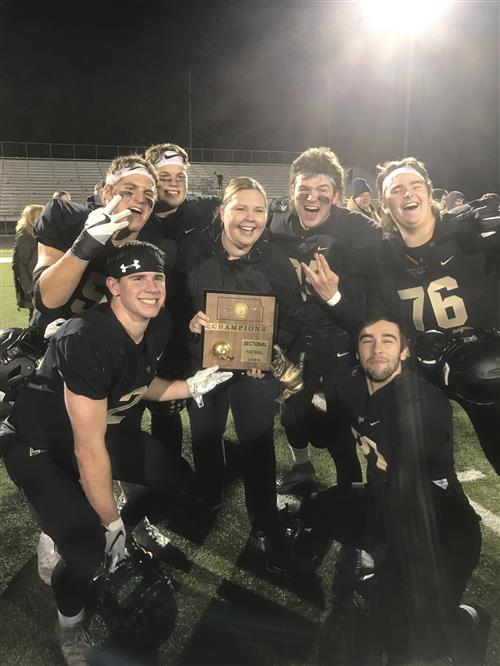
[
  {"xmin": 37, "ymin": 532, "xmax": 61, "ymax": 585},
  {"xmin": 457, "ymin": 604, "xmax": 491, "ymax": 665},
  {"xmin": 276, "ymin": 461, "xmax": 319, "ymax": 494},
  {"xmin": 132, "ymin": 517, "xmax": 171, "ymax": 557},
  {"xmin": 56, "ymin": 622, "xmax": 93, "ymax": 666}
]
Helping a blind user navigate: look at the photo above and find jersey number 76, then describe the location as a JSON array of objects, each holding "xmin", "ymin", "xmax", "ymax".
[{"xmin": 397, "ymin": 276, "xmax": 468, "ymax": 331}]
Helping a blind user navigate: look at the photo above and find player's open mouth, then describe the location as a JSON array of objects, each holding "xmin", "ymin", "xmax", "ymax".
[
  {"xmin": 239, "ymin": 225, "xmax": 256, "ymax": 232},
  {"xmin": 304, "ymin": 205, "xmax": 320, "ymax": 213},
  {"xmin": 167, "ymin": 189, "xmax": 180, "ymax": 195},
  {"xmin": 129, "ymin": 206, "xmax": 142, "ymax": 214},
  {"xmin": 402, "ymin": 202, "xmax": 418, "ymax": 211},
  {"xmin": 139, "ymin": 299, "xmax": 158, "ymax": 305}
]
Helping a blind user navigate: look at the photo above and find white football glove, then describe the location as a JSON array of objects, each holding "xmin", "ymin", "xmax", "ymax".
[
  {"xmin": 104, "ymin": 517, "xmax": 128, "ymax": 572},
  {"xmin": 44, "ymin": 318, "xmax": 66, "ymax": 339},
  {"xmin": 186, "ymin": 365, "xmax": 233, "ymax": 407},
  {"xmin": 71, "ymin": 195, "xmax": 131, "ymax": 263}
]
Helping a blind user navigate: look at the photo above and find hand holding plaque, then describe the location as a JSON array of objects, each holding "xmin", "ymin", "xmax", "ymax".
[{"xmin": 201, "ymin": 291, "xmax": 277, "ymax": 371}]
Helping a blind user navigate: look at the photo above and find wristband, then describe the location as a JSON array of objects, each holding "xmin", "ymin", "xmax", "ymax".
[
  {"xmin": 326, "ymin": 291, "xmax": 342, "ymax": 307},
  {"xmin": 105, "ymin": 517, "xmax": 124, "ymax": 532}
]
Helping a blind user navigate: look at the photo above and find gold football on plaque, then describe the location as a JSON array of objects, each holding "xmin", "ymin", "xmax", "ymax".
[
  {"xmin": 233, "ymin": 302, "xmax": 248, "ymax": 319},
  {"xmin": 213, "ymin": 341, "xmax": 235, "ymax": 361}
]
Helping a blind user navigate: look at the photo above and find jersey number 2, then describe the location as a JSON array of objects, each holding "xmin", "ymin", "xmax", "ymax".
[{"xmin": 397, "ymin": 276, "xmax": 468, "ymax": 331}]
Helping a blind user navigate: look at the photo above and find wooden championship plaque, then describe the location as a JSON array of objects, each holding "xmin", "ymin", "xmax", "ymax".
[{"xmin": 202, "ymin": 291, "xmax": 277, "ymax": 371}]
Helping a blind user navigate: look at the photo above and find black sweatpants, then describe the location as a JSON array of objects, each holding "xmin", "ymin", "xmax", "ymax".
[
  {"xmin": 188, "ymin": 373, "xmax": 280, "ymax": 532},
  {"xmin": 281, "ymin": 349, "xmax": 362, "ymax": 485},
  {"xmin": 4, "ymin": 422, "xmax": 182, "ymax": 617}
]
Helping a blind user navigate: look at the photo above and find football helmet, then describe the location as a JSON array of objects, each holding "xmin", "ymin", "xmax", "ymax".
[
  {"xmin": 439, "ymin": 328, "xmax": 500, "ymax": 405},
  {"xmin": 87, "ymin": 546, "xmax": 177, "ymax": 650},
  {"xmin": 0, "ymin": 327, "xmax": 45, "ymax": 396}
]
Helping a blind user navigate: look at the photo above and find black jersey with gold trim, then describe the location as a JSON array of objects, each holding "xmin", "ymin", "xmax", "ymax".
[
  {"xmin": 12, "ymin": 304, "xmax": 171, "ymax": 452},
  {"xmin": 269, "ymin": 206, "xmax": 381, "ymax": 342},
  {"xmin": 31, "ymin": 198, "xmax": 168, "ymax": 328},
  {"xmin": 370, "ymin": 219, "xmax": 499, "ymax": 334}
]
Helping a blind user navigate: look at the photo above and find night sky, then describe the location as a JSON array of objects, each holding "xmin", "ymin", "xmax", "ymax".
[{"xmin": 0, "ymin": 0, "xmax": 498, "ymax": 197}]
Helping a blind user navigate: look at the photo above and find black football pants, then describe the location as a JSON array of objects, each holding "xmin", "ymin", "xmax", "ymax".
[
  {"xmin": 457, "ymin": 398, "xmax": 500, "ymax": 474},
  {"xmin": 300, "ymin": 483, "xmax": 481, "ymax": 664},
  {"xmin": 4, "ymin": 423, "xmax": 182, "ymax": 617},
  {"xmin": 187, "ymin": 373, "xmax": 280, "ymax": 532},
  {"xmin": 281, "ymin": 349, "xmax": 362, "ymax": 485}
]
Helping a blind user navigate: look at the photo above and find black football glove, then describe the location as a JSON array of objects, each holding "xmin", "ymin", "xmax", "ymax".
[{"xmin": 442, "ymin": 193, "xmax": 500, "ymax": 232}]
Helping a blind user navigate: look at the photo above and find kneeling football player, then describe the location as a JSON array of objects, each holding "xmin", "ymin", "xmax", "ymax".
[{"xmin": 3, "ymin": 241, "xmax": 231, "ymax": 664}]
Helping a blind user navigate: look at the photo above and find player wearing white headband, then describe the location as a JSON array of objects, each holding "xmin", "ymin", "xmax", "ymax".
[
  {"xmin": 371, "ymin": 156, "xmax": 500, "ymax": 474},
  {"xmin": 25, "ymin": 155, "xmax": 184, "ymax": 576},
  {"xmin": 31, "ymin": 154, "xmax": 160, "ymax": 329},
  {"xmin": 143, "ymin": 143, "xmax": 220, "ymax": 247},
  {"xmin": 268, "ymin": 146, "xmax": 382, "ymax": 493}
]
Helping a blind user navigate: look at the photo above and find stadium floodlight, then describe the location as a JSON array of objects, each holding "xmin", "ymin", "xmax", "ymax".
[{"xmin": 360, "ymin": 0, "xmax": 451, "ymax": 37}]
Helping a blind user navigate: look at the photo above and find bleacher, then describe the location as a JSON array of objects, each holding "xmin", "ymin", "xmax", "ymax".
[{"xmin": 0, "ymin": 155, "xmax": 374, "ymax": 233}]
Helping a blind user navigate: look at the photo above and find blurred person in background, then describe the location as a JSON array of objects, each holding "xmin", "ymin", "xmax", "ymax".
[
  {"xmin": 446, "ymin": 190, "xmax": 465, "ymax": 211},
  {"xmin": 346, "ymin": 177, "xmax": 381, "ymax": 225},
  {"xmin": 431, "ymin": 187, "xmax": 448, "ymax": 211},
  {"xmin": 12, "ymin": 204, "xmax": 44, "ymax": 318},
  {"xmin": 52, "ymin": 191, "xmax": 71, "ymax": 202}
]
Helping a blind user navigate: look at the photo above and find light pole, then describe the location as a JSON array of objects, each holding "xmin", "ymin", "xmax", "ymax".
[{"xmin": 403, "ymin": 31, "xmax": 415, "ymax": 156}]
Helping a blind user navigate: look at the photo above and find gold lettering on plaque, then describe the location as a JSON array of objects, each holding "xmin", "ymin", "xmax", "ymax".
[{"xmin": 241, "ymin": 339, "xmax": 269, "ymax": 363}]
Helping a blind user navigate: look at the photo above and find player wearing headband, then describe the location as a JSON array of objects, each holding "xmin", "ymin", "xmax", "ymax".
[
  {"xmin": 268, "ymin": 147, "xmax": 381, "ymax": 492},
  {"xmin": 31, "ymin": 154, "xmax": 163, "ymax": 329},
  {"xmin": 144, "ymin": 143, "xmax": 220, "ymax": 249},
  {"xmin": 3, "ymin": 242, "xmax": 231, "ymax": 665},
  {"xmin": 371, "ymin": 157, "xmax": 500, "ymax": 472}
]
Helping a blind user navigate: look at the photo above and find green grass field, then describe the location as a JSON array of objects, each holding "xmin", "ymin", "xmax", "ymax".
[{"xmin": 0, "ymin": 254, "xmax": 498, "ymax": 665}]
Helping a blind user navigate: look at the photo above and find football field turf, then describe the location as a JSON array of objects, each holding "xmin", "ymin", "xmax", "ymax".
[{"xmin": 0, "ymin": 252, "xmax": 498, "ymax": 665}]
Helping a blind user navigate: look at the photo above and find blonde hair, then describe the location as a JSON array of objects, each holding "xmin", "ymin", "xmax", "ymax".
[
  {"xmin": 221, "ymin": 177, "xmax": 268, "ymax": 211},
  {"xmin": 376, "ymin": 157, "xmax": 440, "ymax": 232},
  {"xmin": 144, "ymin": 143, "xmax": 189, "ymax": 167},
  {"xmin": 15, "ymin": 204, "xmax": 44, "ymax": 235}
]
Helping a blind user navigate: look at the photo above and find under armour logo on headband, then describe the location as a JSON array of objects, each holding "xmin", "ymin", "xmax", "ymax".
[{"xmin": 120, "ymin": 260, "xmax": 141, "ymax": 274}]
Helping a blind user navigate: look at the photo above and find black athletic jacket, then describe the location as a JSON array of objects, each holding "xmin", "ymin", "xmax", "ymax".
[
  {"xmin": 168, "ymin": 222, "xmax": 304, "ymax": 375},
  {"xmin": 269, "ymin": 205, "xmax": 382, "ymax": 352}
]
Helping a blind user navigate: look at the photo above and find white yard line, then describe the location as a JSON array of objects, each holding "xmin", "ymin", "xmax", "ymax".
[
  {"xmin": 457, "ymin": 468, "xmax": 500, "ymax": 536},
  {"xmin": 0, "ymin": 257, "xmax": 12, "ymax": 263},
  {"xmin": 469, "ymin": 500, "xmax": 500, "ymax": 536},
  {"xmin": 457, "ymin": 469, "xmax": 486, "ymax": 483}
]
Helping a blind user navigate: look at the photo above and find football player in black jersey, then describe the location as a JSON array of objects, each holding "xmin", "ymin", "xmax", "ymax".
[
  {"xmin": 143, "ymin": 142, "xmax": 220, "ymax": 248},
  {"xmin": 3, "ymin": 242, "xmax": 231, "ymax": 665},
  {"xmin": 32, "ymin": 154, "xmax": 162, "ymax": 329},
  {"xmin": 31, "ymin": 155, "xmax": 182, "ymax": 560},
  {"xmin": 268, "ymin": 146, "xmax": 381, "ymax": 492},
  {"xmin": 371, "ymin": 157, "xmax": 500, "ymax": 473},
  {"xmin": 141, "ymin": 143, "xmax": 221, "ymax": 475},
  {"xmin": 300, "ymin": 316, "xmax": 483, "ymax": 665}
]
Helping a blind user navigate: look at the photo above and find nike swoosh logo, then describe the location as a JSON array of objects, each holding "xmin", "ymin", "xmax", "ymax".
[
  {"xmin": 440, "ymin": 256, "xmax": 454, "ymax": 265},
  {"xmin": 317, "ymin": 247, "xmax": 329, "ymax": 252},
  {"xmin": 369, "ymin": 421, "xmax": 380, "ymax": 426},
  {"xmin": 184, "ymin": 227, "xmax": 196, "ymax": 234},
  {"xmin": 337, "ymin": 351, "xmax": 350, "ymax": 357}
]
